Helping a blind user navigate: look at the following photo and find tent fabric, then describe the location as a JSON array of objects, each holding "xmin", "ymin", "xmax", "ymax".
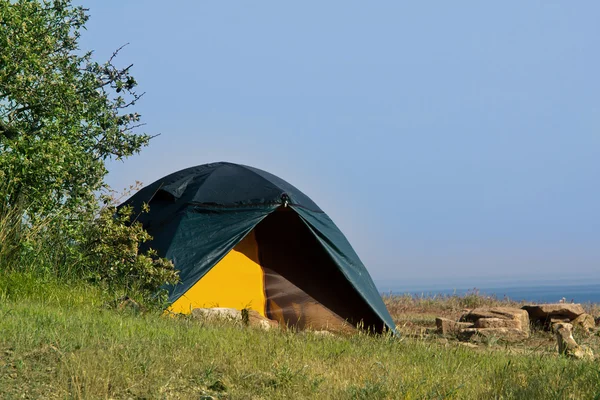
[
  {"xmin": 120, "ymin": 162, "xmax": 396, "ymax": 333},
  {"xmin": 292, "ymin": 207, "xmax": 396, "ymax": 332},
  {"xmin": 168, "ymin": 230, "xmax": 267, "ymax": 315},
  {"xmin": 162, "ymin": 206, "xmax": 276, "ymax": 302},
  {"xmin": 255, "ymin": 208, "xmax": 383, "ymax": 332}
]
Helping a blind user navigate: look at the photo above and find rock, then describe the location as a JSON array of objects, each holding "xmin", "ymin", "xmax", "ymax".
[
  {"xmin": 192, "ymin": 307, "xmax": 242, "ymax": 321},
  {"xmin": 522, "ymin": 304, "xmax": 585, "ymax": 321},
  {"xmin": 246, "ymin": 310, "xmax": 279, "ymax": 330},
  {"xmin": 474, "ymin": 318, "xmax": 521, "ymax": 329},
  {"xmin": 461, "ymin": 307, "xmax": 530, "ymax": 334},
  {"xmin": 572, "ymin": 346, "xmax": 594, "ymax": 360},
  {"xmin": 458, "ymin": 326, "xmax": 528, "ymax": 343},
  {"xmin": 191, "ymin": 308, "xmax": 278, "ymax": 330},
  {"xmin": 312, "ymin": 330, "xmax": 335, "ymax": 337},
  {"xmin": 435, "ymin": 317, "xmax": 473, "ymax": 335},
  {"xmin": 571, "ymin": 313, "xmax": 595, "ymax": 332},
  {"xmin": 457, "ymin": 328, "xmax": 479, "ymax": 341},
  {"xmin": 471, "ymin": 328, "xmax": 529, "ymax": 343},
  {"xmin": 554, "ymin": 322, "xmax": 593, "ymax": 359},
  {"xmin": 549, "ymin": 317, "xmax": 571, "ymax": 324}
]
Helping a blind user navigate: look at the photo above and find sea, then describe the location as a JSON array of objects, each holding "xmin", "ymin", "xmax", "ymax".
[{"xmin": 379, "ymin": 283, "xmax": 600, "ymax": 304}]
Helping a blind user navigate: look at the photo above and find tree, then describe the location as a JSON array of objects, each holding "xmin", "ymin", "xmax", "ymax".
[
  {"xmin": 0, "ymin": 0, "xmax": 178, "ymax": 301},
  {"xmin": 0, "ymin": 0, "xmax": 150, "ymax": 218}
]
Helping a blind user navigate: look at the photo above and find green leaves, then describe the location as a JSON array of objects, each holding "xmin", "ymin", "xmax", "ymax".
[
  {"xmin": 78, "ymin": 205, "xmax": 179, "ymax": 303},
  {"xmin": 0, "ymin": 0, "xmax": 150, "ymax": 220},
  {"xmin": 0, "ymin": 1, "xmax": 174, "ymax": 305}
]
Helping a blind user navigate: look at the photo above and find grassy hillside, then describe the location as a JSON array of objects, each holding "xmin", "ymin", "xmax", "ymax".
[{"xmin": 2, "ymin": 272, "xmax": 600, "ymax": 399}]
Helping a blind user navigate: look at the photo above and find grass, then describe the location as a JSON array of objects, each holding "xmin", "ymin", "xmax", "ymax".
[{"xmin": 2, "ymin": 272, "xmax": 600, "ymax": 399}]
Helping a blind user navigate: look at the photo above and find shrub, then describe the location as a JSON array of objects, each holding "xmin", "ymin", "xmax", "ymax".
[{"xmin": 78, "ymin": 204, "xmax": 179, "ymax": 305}]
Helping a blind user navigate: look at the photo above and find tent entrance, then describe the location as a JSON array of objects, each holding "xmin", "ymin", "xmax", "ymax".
[
  {"xmin": 168, "ymin": 208, "xmax": 381, "ymax": 332},
  {"xmin": 255, "ymin": 207, "xmax": 380, "ymax": 332}
]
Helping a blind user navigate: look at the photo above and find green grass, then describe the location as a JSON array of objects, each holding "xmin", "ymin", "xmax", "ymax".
[{"xmin": 2, "ymin": 272, "xmax": 600, "ymax": 399}]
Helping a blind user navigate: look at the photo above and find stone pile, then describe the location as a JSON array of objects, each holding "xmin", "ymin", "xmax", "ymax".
[
  {"xmin": 521, "ymin": 303, "xmax": 596, "ymax": 359},
  {"xmin": 435, "ymin": 303, "xmax": 598, "ymax": 359},
  {"xmin": 436, "ymin": 307, "xmax": 530, "ymax": 343},
  {"xmin": 521, "ymin": 303, "xmax": 595, "ymax": 332}
]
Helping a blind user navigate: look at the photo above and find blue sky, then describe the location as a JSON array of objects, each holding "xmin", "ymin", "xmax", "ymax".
[{"xmin": 79, "ymin": 2, "xmax": 599, "ymax": 290}]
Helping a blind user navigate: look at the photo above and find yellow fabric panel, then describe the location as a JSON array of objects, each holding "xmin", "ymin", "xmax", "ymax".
[{"xmin": 168, "ymin": 230, "xmax": 266, "ymax": 316}]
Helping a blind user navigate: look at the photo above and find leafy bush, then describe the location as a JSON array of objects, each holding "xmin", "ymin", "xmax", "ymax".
[
  {"xmin": 78, "ymin": 204, "xmax": 179, "ymax": 304},
  {"xmin": 0, "ymin": 191, "xmax": 179, "ymax": 306}
]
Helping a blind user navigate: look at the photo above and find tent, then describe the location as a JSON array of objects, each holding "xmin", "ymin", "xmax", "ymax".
[{"xmin": 121, "ymin": 162, "xmax": 396, "ymax": 333}]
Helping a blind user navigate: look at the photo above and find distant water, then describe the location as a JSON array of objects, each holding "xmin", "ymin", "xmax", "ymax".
[{"xmin": 387, "ymin": 283, "xmax": 600, "ymax": 304}]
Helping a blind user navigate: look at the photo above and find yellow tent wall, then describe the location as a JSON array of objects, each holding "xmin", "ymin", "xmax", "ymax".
[{"xmin": 168, "ymin": 231, "xmax": 267, "ymax": 316}]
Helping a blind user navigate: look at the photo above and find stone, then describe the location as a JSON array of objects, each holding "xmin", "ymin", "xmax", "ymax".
[
  {"xmin": 191, "ymin": 308, "xmax": 279, "ymax": 330},
  {"xmin": 471, "ymin": 328, "xmax": 529, "ymax": 343},
  {"xmin": 549, "ymin": 317, "xmax": 571, "ymax": 324},
  {"xmin": 425, "ymin": 327, "xmax": 439, "ymax": 335},
  {"xmin": 572, "ymin": 346, "xmax": 594, "ymax": 360},
  {"xmin": 571, "ymin": 313, "xmax": 595, "ymax": 332},
  {"xmin": 246, "ymin": 310, "xmax": 279, "ymax": 330},
  {"xmin": 474, "ymin": 318, "xmax": 521, "ymax": 329},
  {"xmin": 312, "ymin": 330, "xmax": 335, "ymax": 337},
  {"xmin": 554, "ymin": 322, "xmax": 593, "ymax": 360},
  {"xmin": 522, "ymin": 304, "xmax": 585, "ymax": 321},
  {"xmin": 461, "ymin": 307, "xmax": 530, "ymax": 334},
  {"xmin": 457, "ymin": 328, "xmax": 479, "ymax": 341},
  {"xmin": 192, "ymin": 307, "xmax": 242, "ymax": 321},
  {"xmin": 435, "ymin": 317, "xmax": 473, "ymax": 335}
]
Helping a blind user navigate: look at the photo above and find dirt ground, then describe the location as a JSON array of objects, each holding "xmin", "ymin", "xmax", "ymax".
[{"xmin": 383, "ymin": 294, "xmax": 600, "ymax": 356}]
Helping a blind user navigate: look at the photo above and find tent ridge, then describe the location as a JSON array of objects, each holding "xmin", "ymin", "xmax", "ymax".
[
  {"xmin": 188, "ymin": 201, "xmax": 282, "ymax": 209},
  {"xmin": 186, "ymin": 201, "xmax": 324, "ymax": 213}
]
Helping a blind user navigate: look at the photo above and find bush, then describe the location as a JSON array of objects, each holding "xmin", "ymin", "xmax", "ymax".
[
  {"xmin": 78, "ymin": 204, "xmax": 179, "ymax": 305},
  {"xmin": 0, "ymin": 189, "xmax": 179, "ymax": 307}
]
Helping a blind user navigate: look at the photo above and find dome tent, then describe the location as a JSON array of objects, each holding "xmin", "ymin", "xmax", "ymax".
[{"xmin": 121, "ymin": 162, "xmax": 395, "ymax": 333}]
